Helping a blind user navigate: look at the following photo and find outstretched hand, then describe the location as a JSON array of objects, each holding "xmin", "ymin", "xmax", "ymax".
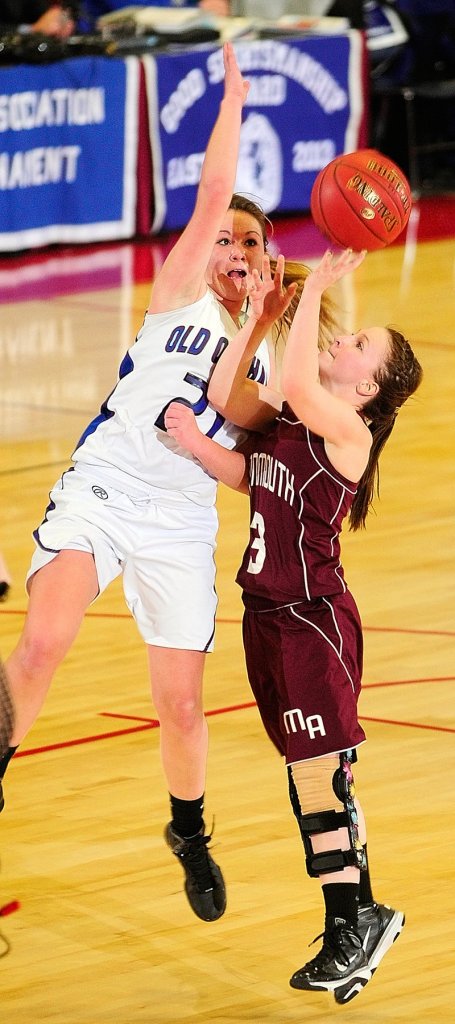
[
  {"xmin": 223, "ymin": 42, "xmax": 249, "ymax": 105},
  {"xmin": 307, "ymin": 248, "xmax": 367, "ymax": 294},
  {"xmin": 164, "ymin": 402, "xmax": 200, "ymax": 453},
  {"xmin": 250, "ymin": 254, "xmax": 298, "ymax": 324}
]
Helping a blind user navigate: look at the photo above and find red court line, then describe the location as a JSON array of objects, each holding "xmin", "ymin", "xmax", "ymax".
[
  {"xmin": 364, "ymin": 675, "xmax": 454, "ymax": 688},
  {"xmin": 0, "ymin": 608, "xmax": 132, "ymax": 621},
  {"xmin": 14, "ymin": 687, "xmax": 453, "ymax": 758},
  {"xmin": 15, "ymin": 721, "xmax": 159, "ymax": 757},
  {"xmin": 205, "ymin": 702, "xmax": 256, "ymax": 716},
  {"xmin": 214, "ymin": 619, "xmax": 455, "ymax": 638},
  {"xmin": 100, "ymin": 712, "xmax": 158, "ymax": 723},
  {"xmin": 360, "ymin": 715, "xmax": 455, "ymax": 734},
  {"xmin": 364, "ymin": 625, "xmax": 454, "ymax": 637},
  {"xmin": 1, "ymin": 606, "xmax": 454, "ymax": 638}
]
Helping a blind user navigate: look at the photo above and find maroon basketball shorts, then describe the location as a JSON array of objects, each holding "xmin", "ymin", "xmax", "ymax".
[{"xmin": 241, "ymin": 590, "xmax": 366, "ymax": 763}]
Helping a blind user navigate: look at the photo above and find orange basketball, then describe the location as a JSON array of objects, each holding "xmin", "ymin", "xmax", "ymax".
[{"xmin": 310, "ymin": 149, "xmax": 412, "ymax": 251}]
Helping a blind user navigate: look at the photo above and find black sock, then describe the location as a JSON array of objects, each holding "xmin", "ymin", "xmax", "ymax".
[
  {"xmin": 0, "ymin": 745, "xmax": 18, "ymax": 778},
  {"xmin": 322, "ymin": 882, "xmax": 359, "ymax": 930},
  {"xmin": 170, "ymin": 794, "xmax": 204, "ymax": 839},
  {"xmin": 358, "ymin": 844, "xmax": 375, "ymax": 904}
]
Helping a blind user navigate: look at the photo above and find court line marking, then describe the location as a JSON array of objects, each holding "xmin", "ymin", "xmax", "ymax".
[
  {"xmin": 13, "ymin": 682, "xmax": 455, "ymax": 760},
  {"xmin": 1, "ymin": 606, "xmax": 454, "ymax": 638}
]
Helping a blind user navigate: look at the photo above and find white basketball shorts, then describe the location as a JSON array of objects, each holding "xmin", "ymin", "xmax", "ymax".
[{"xmin": 29, "ymin": 468, "xmax": 219, "ymax": 651}]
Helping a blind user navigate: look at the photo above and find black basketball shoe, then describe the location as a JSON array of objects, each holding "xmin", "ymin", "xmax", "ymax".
[
  {"xmin": 164, "ymin": 823, "xmax": 226, "ymax": 922},
  {"xmin": 290, "ymin": 918, "xmax": 371, "ymax": 1002},
  {"xmin": 334, "ymin": 902, "xmax": 405, "ymax": 1004},
  {"xmin": 357, "ymin": 902, "xmax": 405, "ymax": 971}
]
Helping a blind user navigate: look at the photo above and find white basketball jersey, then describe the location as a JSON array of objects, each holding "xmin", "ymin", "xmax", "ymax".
[{"xmin": 73, "ymin": 289, "xmax": 270, "ymax": 507}]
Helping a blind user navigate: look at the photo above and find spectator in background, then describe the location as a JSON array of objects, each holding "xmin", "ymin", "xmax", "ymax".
[
  {"xmin": 393, "ymin": 1, "xmax": 455, "ymax": 82},
  {"xmin": 199, "ymin": 0, "xmax": 231, "ymax": 12},
  {"xmin": 366, "ymin": 2, "xmax": 455, "ymax": 187},
  {"xmin": 0, "ymin": 1, "xmax": 78, "ymax": 36},
  {"xmin": 325, "ymin": 2, "xmax": 455, "ymax": 84},
  {"xmin": 196, "ymin": 1, "xmax": 364, "ymax": 21},
  {"xmin": 0, "ymin": 0, "xmax": 217, "ymax": 37},
  {"xmin": 79, "ymin": 0, "xmax": 238, "ymax": 30}
]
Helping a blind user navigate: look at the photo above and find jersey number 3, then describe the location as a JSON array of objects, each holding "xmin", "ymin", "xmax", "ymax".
[{"xmin": 247, "ymin": 511, "xmax": 266, "ymax": 575}]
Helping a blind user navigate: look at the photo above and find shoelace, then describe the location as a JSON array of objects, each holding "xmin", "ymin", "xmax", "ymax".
[
  {"xmin": 180, "ymin": 835, "xmax": 214, "ymax": 893},
  {"xmin": 307, "ymin": 926, "xmax": 360, "ymax": 969}
]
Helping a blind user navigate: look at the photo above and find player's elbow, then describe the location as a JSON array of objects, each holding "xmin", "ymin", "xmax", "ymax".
[
  {"xmin": 281, "ymin": 372, "xmax": 301, "ymax": 408},
  {"xmin": 207, "ymin": 378, "xmax": 228, "ymax": 414}
]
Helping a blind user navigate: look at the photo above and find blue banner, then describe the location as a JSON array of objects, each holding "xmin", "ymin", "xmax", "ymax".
[
  {"xmin": 0, "ymin": 56, "xmax": 139, "ymax": 251},
  {"xmin": 145, "ymin": 34, "xmax": 365, "ymax": 233}
]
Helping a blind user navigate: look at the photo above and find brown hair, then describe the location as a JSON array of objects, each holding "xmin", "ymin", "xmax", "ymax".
[
  {"xmin": 229, "ymin": 192, "xmax": 272, "ymax": 247},
  {"xmin": 349, "ymin": 328, "xmax": 423, "ymax": 530}
]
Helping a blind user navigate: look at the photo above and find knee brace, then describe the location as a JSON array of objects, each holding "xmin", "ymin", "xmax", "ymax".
[{"xmin": 288, "ymin": 750, "xmax": 366, "ymax": 878}]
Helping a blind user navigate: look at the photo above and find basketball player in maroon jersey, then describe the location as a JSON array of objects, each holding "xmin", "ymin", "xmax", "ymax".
[{"xmin": 164, "ymin": 248, "xmax": 423, "ymax": 1003}]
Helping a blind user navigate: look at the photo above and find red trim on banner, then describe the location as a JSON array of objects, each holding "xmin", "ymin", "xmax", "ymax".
[{"xmin": 135, "ymin": 61, "xmax": 153, "ymax": 237}]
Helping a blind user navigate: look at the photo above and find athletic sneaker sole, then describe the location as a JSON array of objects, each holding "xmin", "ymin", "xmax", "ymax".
[
  {"xmin": 334, "ymin": 910, "xmax": 405, "ymax": 1004},
  {"xmin": 290, "ymin": 964, "xmax": 372, "ymax": 997},
  {"xmin": 369, "ymin": 910, "xmax": 405, "ymax": 973}
]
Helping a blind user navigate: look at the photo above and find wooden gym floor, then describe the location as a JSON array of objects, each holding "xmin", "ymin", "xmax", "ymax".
[{"xmin": 0, "ymin": 197, "xmax": 454, "ymax": 1022}]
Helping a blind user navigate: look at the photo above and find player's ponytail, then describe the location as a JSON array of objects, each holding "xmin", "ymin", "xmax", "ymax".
[{"xmin": 349, "ymin": 328, "xmax": 423, "ymax": 530}]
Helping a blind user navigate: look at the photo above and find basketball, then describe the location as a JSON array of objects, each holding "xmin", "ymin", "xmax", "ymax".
[{"xmin": 310, "ymin": 149, "xmax": 412, "ymax": 251}]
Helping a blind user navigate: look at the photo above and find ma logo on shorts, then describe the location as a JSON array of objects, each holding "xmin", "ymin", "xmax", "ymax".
[{"xmin": 283, "ymin": 709, "xmax": 326, "ymax": 738}]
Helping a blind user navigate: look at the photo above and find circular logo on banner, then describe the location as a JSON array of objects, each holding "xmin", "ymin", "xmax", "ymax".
[
  {"xmin": 237, "ymin": 113, "xmax": 283, "ymax": 213},
  {"xmin": 92, "ymin": 485, "xmax": 108, "ymax": 500}
]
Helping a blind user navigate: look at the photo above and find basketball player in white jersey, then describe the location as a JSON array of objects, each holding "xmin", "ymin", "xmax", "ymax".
[{"xmin": 0, "ymin": 44, "xmax": 296, "ymax": 922}]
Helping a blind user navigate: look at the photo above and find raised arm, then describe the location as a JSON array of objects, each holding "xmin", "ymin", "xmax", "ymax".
[
  {"xmin": 149, "ymin": 44, "xmax": 249, "ymax": 314},
  {"xmin": 207, "ymin": 255, "xmax": 297, "ymax": 431},
  {"xmin": 280, "ymin": 249, "xmax": 368, "ymax": 450}
]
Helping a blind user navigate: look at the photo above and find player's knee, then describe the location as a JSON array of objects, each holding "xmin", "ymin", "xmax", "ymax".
[
  {"xmin": 156, "ymin": 692, "xmax": 204, "ymax": 734},
  {"xmin": 11, "ymin": 629, "xmax": 67, "ymax": 679}
]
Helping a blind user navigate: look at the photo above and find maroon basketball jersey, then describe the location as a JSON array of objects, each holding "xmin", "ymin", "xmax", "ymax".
[{"xmin": 236, "ymin": 404, "xmax": 358, "ymax": 602}]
